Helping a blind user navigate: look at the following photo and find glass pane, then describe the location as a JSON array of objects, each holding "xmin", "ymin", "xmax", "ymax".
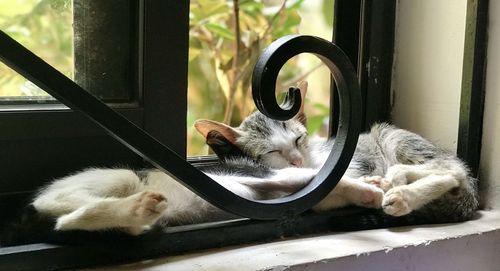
[
  {"xmin": 0, "ymin": 0, "xmax": 73, "ymax": 102},
  {"xmin": 73, "ymin": 0, "xmax": 138, "ymax": 101},
  {"xmin": 0, "ymin": 0, "xmax": 138, "ymax": 104},
  {"xmin": 187, "ymin": 0, "xmax": 334, "ymax": 156}
]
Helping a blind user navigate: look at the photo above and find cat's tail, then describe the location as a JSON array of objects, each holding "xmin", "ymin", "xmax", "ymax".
[{"xmin": 0, "ymin": 204, "xmax": 56, "ymax": 246}]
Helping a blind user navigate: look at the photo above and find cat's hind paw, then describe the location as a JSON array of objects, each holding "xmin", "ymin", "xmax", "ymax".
[
  {"xmin": 130, "ymin": 192, "xmax": 168, "ymax": 225},
  {"xmin": 53, "ymin": 192, "xmax": 168, "ymax": 232},
  {"xmin": 382, "ymin": 187, "xmax": 412, "ymax": 216}
]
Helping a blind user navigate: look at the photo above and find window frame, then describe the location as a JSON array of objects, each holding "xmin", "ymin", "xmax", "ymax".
[
  {"xmin": 0, "ymin": 0, "xmax": 189, "ymax": 223},
  {"xmin": 457, "ymin": 0, "xmax": 489, "ymax": 176}
]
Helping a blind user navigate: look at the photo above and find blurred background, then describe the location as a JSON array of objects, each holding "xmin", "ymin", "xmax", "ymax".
[{"xmin": 0, "ymin": 0, "xmax": 334, "ymax": 156}]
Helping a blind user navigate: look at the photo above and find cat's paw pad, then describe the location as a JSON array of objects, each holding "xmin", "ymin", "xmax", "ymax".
[
  {"xmin": 382, "ymin": 188, "xmax": 412, "ymax": 216},
  {"xmin": 361, "ymin": 176, "xmax": 392, "ymax": 192},
  {"xmin": 359, "ymin": 186, "xmax": 384, "ymax": 208},
  {"xmin": 131, "ymin": 192, "xmax": 168, "ymax": 224}
]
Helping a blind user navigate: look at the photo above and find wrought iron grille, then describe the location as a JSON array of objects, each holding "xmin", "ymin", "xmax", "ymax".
[
  {"xmin": 0, "ymin": 31, "xmax": 361, "ymax": 219},
  {"xmin": 0, "ymin": 0, "xmax": 488, "ymax": 269},
  {"xmin": 0, "ymin": 1, "xmax": 430, "ymax": 270},
  {"xmin": 0, "ymin": 28, "xmax": 364, "ymax": 270}
]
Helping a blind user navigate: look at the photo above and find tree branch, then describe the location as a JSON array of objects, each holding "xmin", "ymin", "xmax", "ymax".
[
  {"xmin": 261, "ymin": 0, "xmax": 288, "ymax": 40},
  {"xmin": 223, "ymin": 0, "xmax": 242, "ymax": 124},
  {"xmin": 279, "ymin": 63, "xmax": 324, "ymax": 89}
]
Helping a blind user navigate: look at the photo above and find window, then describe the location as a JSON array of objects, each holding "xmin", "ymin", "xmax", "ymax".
[
  {"xmin": 187, "ymin": 0, "xmax": 335, "ymax": 155},
  {"xmin": 0, "ymin": 0, "xmax": 403, "ymax": 269},
  {"xmin": 0, "ymin": 0, "xmax": 188, "ymax": 223},
  {"xmin": 0, "ymin": 0, "xmax": 72, "ymax": 101}
]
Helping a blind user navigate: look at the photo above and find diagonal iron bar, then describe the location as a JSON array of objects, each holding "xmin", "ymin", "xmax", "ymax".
[{"xmin": 0, "ymin": 32, "xmax": 360, "ymax": 220}]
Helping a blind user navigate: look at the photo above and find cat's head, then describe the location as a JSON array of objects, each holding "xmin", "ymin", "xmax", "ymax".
[{"xmin": 195, "ymin": 82, "xmax": 311, "ymax": 169}]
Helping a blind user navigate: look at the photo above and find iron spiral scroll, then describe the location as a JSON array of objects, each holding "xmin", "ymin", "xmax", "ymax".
[{"xmin": 0, "ymin": 32, "xmax": 360, "ymax": 220}]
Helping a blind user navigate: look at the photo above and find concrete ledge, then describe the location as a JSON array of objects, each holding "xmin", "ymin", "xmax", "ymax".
[{"xmin": 88, "ymin": 210, "xmax": 500, "ymax": 271}]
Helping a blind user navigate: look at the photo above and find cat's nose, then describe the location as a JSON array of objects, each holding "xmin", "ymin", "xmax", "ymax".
[{"xmin": 291, "ymin": 159, "xmax": 302, "ymax": 167}]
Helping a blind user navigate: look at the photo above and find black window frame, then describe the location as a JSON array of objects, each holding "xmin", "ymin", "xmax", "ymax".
[
  {"xmin": 0, "ymin": 0, "xmax": 188, "ymax": 222},
  {"xmin": 1, "ymin": 0, "xmax": 488, "ymax": 270}
]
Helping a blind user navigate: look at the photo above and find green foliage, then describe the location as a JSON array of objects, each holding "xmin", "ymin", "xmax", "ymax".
[
  {"xmin": 322, "ymin": 0, "xmax": 335, "ymax": 28},
  {"xmin": 0, "ymin": 0, "xmax": 332, "ymax": 155},
  {"xmin": 188, "ymin": 0, "xmax": 311, "ymax": 154},
  {"xmin": 307, "ymin": 102, "xmax": 330, "ymax": 135},
  {"xmin": 0, "ymin": 0, "xmax": 73, "ymax": 98}
]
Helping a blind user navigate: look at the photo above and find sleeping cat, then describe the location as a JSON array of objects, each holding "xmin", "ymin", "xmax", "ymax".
[
  {"xmin": 12, "ymin": 89, "xmax": 385, "ymax": 238},
  {"xmin": 197, "ymin": 117, "xmax": 479, "ymax": 222},
  {"xmin": 3, "ymin": 83, "xmax": 478, "ymax": 241},
  {"xmin": 195, "ymin": 82, "xmax": 479, "ymax": 222}
]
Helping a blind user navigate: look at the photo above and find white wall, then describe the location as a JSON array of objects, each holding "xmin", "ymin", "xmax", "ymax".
[
  {"xmin": 391, "ymin": 0, "xmax": 467, "ymax": 151},
  {"xmin": 480, "ymin": 1, "xmax": 500, "ymax": 208},
  {"xmin": 391, "ymin": 0, "xmax": 500, "ymax": 209}
]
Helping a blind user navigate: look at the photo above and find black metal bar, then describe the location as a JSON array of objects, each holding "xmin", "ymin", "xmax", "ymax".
[
  {"xmin": 360, "ymin": 0, "xmax": 395, "ymax": 130},
  {"xmin": 330, "ymin": 0, "xmax": 362, "ymax": 136},
  {"xmin": 356, "ymin": 0, "xmax": 371, "ymax": 130},
  {"xmin": 0, "ymin": 32, "xmax": 361, "ymax": 220},
  {"xmin": 73, "ymin": 0, "xmax": 139, "ymax": 102},
  {"xmin": 332, "ymin": 0, "xmax": 362, "ymax": 69},
  {"xmin": 331, "ymin": 0, "xmax": 394, "ymax": 133},
  {"xmin": 142, "ymin": 0, "xmax": 189, "ymax": 156},
  {"xmin": 252, "ymin": 34, "xmax": 362, "ymax": 205},
  {"xmin": 457, "ymin": 0, "xmax": 489, "ymax": 176}
]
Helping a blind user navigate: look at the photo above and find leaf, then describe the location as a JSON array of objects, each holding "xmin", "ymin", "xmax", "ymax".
[
  {"xmin": 283, "ymin": 10, "xmax": 301, "ymax": 29},
  {"xmin": 205, "ymin": 23, "xmax": 235, "ymax": 40},
  {"xmin": 313, "ymin": 102, "xmax": 330, "ymax": 115},
  {"xmin": 216, "ymin": 48, "xmax": 236, "ymax": 70},
  {"xmin": 288, "ymin": 0, "xmax": 305, "ymax": 9},
  {"xmin": 322, "ymin": 0, "xmax": 334, "ymax": 27},
  {"xmin": 189, "ymin": 48, "xmax": 202, "ymax": 62},
  {"xmin": 307, "ymin": 115, "xmax": 327, "ymax": 134},
  {"xmin": 197, "ymin": 0, "xmax": 230, "ymax": 18},
  {"xmin": 50, "ymin": 0, "xmax": 71, "ymax": 12},
  {"xmin": 269, "ymin": 8, "xmax": 302, "ymax": 38},
  {"xmin": 214, "ymin": 58, "xmax": 231, "ymax": 99},
  {"xmin": 240, "ymin": 11, "xmax": 266, "ymax": 31}
]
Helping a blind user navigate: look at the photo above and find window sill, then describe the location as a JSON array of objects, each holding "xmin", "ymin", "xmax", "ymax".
[{"xmin": 87, "ymin": 210, "xmax": 500, "ymax": 271}]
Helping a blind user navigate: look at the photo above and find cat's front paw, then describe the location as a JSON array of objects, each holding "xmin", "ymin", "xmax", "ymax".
[
  {"xmin": 361, "ymin": 176, "xmax": 392, "ymax": 192},
  {"xmin": 131, "ymin": 192, "xmax": 168, "ymax": 225},
  {"xmin": 382, "ymin": 187, "xmax": 412, "ymax": 216},
  {"xmin": 385, "ymin": 164, "xmax": 412, "ymax": 186},
  {"xmin": 358, "ymin": 186, "xmax": 384, "ymax": 209}
]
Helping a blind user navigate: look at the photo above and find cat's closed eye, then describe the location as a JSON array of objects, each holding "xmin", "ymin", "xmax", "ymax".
[
  {"xmin": 266, "ymin": 150, "xmax": 281, "ymax": 154},
  {"xmin": 295, "ymin": 133, "xmax": 307, "ymax": 147}
]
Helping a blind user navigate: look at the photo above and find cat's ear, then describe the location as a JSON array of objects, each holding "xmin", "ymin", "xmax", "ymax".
[
  {"xmin": 194, "ymin": 119, "xmax": 241, "ymax": 144},
  {"xmin": 295, "ymin": 81, "xmax": 308, "ymax": 125},
  {"xmin": 205, "ymin": 130, "xmax": 245, "ymax": 159}
]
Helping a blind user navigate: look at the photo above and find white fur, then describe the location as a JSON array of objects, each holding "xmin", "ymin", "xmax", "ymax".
[
  {"xmin": 381, "ymin": 164, "xmax": 462, "ymax": 216},
  {"xmin": 33, "ymin": 167, "xmax": 318, "ymax": 234},
  {"xmin": 313, "ymin": 176, "xmax": 384, "ymax": 211}
]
